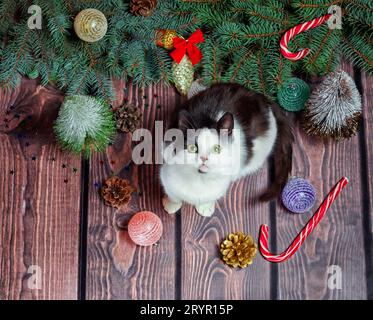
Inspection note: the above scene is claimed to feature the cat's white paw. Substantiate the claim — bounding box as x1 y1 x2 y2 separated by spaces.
195 202 215 217
162 196 182 214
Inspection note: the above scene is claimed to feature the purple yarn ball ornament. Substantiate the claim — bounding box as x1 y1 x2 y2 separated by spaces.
282 178 316 213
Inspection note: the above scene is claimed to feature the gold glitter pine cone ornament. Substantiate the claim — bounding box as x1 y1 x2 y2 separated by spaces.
101 176 134 209
74 9 108 43
220 232 258 268
115 103 142 133
172 55 194 96
155 29 178 50
130 0 157 17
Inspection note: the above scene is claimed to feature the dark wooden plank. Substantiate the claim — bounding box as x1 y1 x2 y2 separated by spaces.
361 71 373 236
181 168 271 299
276 64 367 299
86 81 177 299
361 70 373 298
0 80 81 299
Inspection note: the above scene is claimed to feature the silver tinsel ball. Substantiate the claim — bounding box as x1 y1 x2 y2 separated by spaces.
303 70 362 139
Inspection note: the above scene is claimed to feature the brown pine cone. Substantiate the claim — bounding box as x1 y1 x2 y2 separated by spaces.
220 232 257 268
115 103 142 133
130 0 157 17
101 176 134 209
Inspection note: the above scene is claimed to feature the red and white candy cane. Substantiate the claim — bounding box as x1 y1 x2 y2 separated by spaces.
259 177 349 263
280 14 332 61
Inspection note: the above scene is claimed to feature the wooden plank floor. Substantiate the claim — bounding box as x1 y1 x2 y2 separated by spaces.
0 80 81 299
0 64 372 300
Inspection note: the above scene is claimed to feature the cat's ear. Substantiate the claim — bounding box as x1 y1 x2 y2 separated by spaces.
217 112 234 135
178 110 195 131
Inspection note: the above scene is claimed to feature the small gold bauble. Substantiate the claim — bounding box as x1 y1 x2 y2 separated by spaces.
172 56 194 96
155 29 178 50
74 8 108 43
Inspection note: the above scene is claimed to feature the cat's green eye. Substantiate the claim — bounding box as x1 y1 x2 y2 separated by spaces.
187 144 198 153
213 144 222 154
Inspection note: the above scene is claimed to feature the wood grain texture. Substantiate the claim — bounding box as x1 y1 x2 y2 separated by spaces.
361 71 373 234
0 81 81 300
361 70 373 298
181 166 271 299
1 72 371 300
86 82 177 299
276 64 367 299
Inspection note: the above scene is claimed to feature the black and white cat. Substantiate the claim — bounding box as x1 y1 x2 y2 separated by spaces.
160 83 293 217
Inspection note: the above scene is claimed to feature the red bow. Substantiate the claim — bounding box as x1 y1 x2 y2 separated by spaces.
170 29 205 66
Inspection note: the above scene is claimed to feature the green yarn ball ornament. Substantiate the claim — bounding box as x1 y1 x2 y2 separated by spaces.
277 78 310 112
27 69 39 79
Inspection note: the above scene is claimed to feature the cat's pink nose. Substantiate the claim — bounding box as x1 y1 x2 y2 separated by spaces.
200 155 208 162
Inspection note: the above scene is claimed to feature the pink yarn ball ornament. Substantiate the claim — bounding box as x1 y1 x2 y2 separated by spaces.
128 211 163 246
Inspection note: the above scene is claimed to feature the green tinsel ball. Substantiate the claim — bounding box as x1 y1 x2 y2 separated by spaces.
54 95 116 158
277 78 310 112
27 69 39 79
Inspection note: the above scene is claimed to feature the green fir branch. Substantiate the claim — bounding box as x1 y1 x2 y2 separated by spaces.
303 26 342 75
0 0 371 101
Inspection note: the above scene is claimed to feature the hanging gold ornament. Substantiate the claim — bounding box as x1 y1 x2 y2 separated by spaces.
155 29 178 50
172 55 194 96
74 8 108 43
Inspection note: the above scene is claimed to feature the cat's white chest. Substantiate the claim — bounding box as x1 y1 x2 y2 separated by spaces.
160 165 231 205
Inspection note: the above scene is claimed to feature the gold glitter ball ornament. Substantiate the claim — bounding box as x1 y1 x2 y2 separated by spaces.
155 29 178 50
74 9 108 43
220 232 258 268
172 55 194 96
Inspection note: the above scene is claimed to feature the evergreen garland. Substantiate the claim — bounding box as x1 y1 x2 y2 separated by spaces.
0 0 371 102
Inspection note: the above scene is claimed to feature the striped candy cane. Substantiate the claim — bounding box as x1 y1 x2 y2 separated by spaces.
280 14 332 61
259 177 349 263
